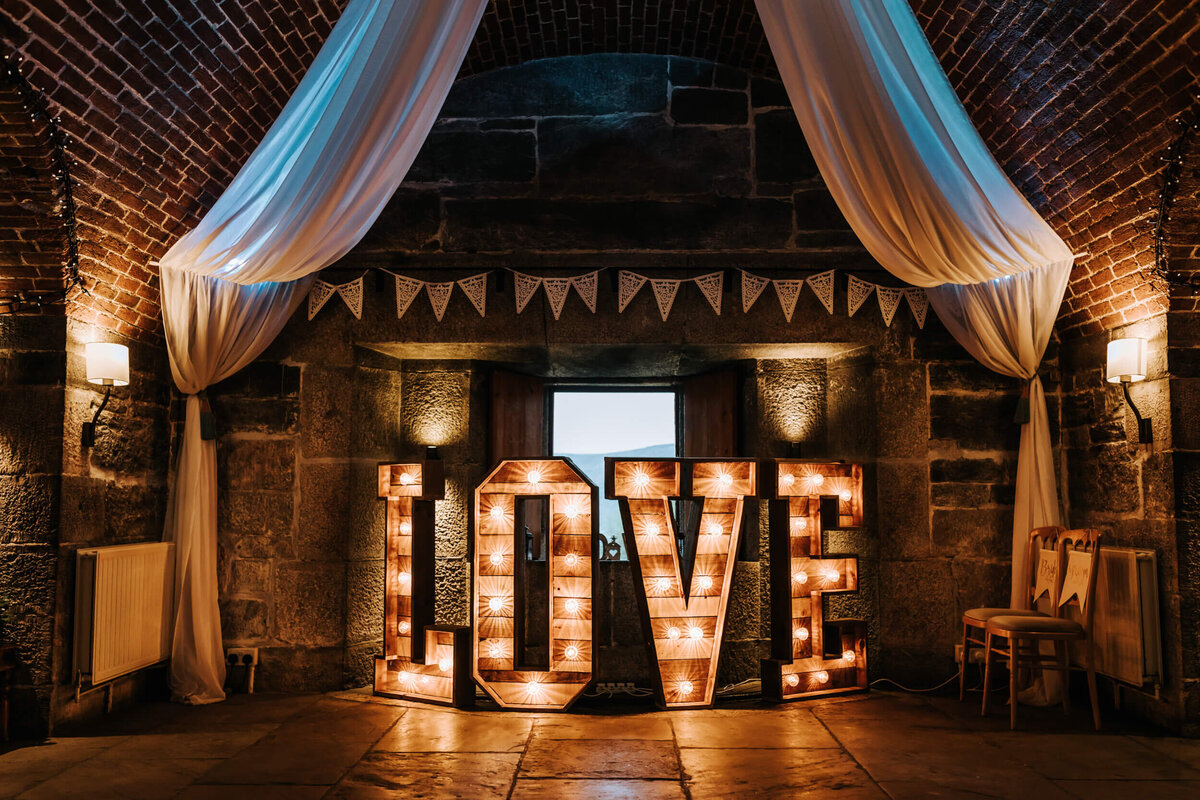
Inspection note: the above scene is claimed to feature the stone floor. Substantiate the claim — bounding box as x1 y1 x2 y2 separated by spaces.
2 689 1198 799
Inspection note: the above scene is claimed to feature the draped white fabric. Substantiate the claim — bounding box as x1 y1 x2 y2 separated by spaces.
158 0 486 701
756 0 1071 605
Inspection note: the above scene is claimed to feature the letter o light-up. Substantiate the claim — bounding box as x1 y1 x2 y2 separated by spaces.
474 458 597 710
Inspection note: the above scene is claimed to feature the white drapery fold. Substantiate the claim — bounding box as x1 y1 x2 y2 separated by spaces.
756 0 1071 604
159 0 486 702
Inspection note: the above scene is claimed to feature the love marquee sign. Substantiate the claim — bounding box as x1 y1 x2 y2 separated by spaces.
373 456 867 711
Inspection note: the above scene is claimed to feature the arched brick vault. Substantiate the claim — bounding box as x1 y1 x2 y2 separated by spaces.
1 1 1196 340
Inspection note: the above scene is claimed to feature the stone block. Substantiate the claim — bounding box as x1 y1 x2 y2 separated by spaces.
876 461 931 559
219 489 294 559
537 115 751 198
440 54 668 118
595 644 651 684
101 480 168 544
297 461 351 561
210 396 298 436
210 362 300 398
402 368 470 457
217 437 294 494
220 597 268 642
351 188 442 254
435 467 470 559
931 482 993 509
608 562 645 647
434 557 470 626
0 386 63 475
751 77 791 108
931 507 1012 559
0 544 56 686
229 558 270 596
928 362 1013 392
1171 377 1200 450
756 359 826 446
1066 444 1141 514
0 313 65 352
407 128 536 185
343 640 381 690
274 561 346 647
669 87 748 125
713 65 749 90
878 559 956 654
345 559 385 645
77 393 168 476
874 362 929 459
348 460 387 561
0 350 64 385
929 393 1020 452
724 562 761 641
754 109 817 184
58 474 104 545
352 366 403 457
792 189 853 230
0 474 58 545
667 57 715 87
256 646 344 692
301 366 355 458
716 639 766 684
1142 450 1175 520
1177 451 1200 519
930 457 1009 484
949 558 1011 616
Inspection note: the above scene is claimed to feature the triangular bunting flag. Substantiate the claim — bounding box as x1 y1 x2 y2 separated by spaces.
773 278 804 323
336 276 364 320
693 271 724 315
543 277 572 320
570 270 599 313
905 287 929 329
741 270 770 313
876 286 904 327
456 272 489 317
847 275 875 317
617 271 647 313
513 271 542 314
425 281 454 322
650 279 681 322
807 269 835 314
307 280 336 320
392 273 424 320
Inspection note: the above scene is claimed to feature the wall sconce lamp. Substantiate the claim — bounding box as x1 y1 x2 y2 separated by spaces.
82 342 129 448
1106 337 1152 444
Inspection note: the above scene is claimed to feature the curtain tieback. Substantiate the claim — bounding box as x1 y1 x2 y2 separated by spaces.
1014 379 1032 425
195 392 218 441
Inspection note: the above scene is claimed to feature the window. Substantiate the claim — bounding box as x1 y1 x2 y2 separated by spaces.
550 388 679 559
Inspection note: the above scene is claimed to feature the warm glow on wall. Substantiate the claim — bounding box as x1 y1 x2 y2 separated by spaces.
763 460 867 701
473 458 597 710
608 458 757 709
374 457 474 707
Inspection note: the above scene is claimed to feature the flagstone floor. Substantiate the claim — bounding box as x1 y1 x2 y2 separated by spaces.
2 688 1198 799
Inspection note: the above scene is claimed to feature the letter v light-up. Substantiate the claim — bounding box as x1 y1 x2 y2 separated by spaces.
607 458 756 708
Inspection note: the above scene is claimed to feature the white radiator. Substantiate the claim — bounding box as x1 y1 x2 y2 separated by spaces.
1086 546 1161 686
74 542 175 685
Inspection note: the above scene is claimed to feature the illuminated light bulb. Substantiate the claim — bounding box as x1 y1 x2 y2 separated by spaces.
697 575 714 591
489 551 504 566
718 472 733 488
563 503 580 520
843 650 856 663
488 597 504 612
399 472 414 486
398 621 410 635
526 681 543 695
488 642 503 658
793 517 809 531
815 670 830 684
489 505 504 520
780 472 795 488
824 568 840 583
785 674 800 687
564 645 580 660
792 571 808 584
655 577 671 592
399 670 412 683
564 598 580 614
527 469 542 485
645 521 661 535
811 474 825 487
688 625 704 640
633 470 650 488
839 489 852 502
794 626 810 641
705 521 722 535
679 680 694 695
398 571 411 585
564 553 580 568
438 657 452 672
399 521 412 535
667 626 681 640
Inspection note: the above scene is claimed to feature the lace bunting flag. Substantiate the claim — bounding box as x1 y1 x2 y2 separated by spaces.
393 273 424 320
335 276 364 319
876 286 904 327
617 270 647 313
693 271 724 315
740 270 770 313
773 278 804 323
807 269 836 314
571 270 599 313
513 271 542 314
650 279 681 322
456 273 489 317
904 288 929 329
425 281 454 322
307 280 336 320
542 277 572 320
847 275 875 317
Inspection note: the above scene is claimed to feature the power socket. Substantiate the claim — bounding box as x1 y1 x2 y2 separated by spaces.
227 646 258 665
954 644 985 664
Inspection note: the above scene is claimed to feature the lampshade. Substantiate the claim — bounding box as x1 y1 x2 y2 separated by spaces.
1106 338 1146 384
85 342 130 386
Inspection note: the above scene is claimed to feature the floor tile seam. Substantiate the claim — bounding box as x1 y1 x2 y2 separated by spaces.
807 706 891 797
504 717 537 800
672 717 694 800
1122 734 1200 773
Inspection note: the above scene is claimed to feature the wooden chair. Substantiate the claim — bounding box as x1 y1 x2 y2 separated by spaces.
982 529 1102 730
959 525 1063 700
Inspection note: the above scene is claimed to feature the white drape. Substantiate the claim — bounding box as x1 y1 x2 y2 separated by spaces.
159 0 486 702
756 0 1071 606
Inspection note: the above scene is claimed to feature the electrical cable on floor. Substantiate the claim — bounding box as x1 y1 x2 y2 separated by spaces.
869 673 961 693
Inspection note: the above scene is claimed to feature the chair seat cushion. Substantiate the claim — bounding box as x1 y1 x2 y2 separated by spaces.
963 607 1046 624
987 615 1084 635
